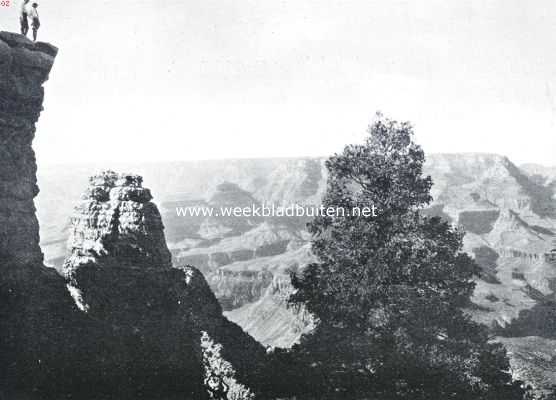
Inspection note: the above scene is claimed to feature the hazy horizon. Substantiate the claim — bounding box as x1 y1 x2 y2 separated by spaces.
1 0 555 165
35 152 555 169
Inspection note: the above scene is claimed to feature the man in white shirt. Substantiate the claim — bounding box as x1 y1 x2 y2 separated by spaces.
28 2 40 42
19 0 29 36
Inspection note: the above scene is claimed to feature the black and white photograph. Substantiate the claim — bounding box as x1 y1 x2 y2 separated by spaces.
1 1 556 399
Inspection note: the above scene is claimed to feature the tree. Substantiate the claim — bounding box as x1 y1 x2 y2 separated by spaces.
200 331 254 400
288 113 527 399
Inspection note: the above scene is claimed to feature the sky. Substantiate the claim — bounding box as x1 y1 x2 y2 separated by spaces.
1 0 555 166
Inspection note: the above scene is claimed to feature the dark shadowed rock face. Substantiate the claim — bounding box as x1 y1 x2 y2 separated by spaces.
0 32 96 399
0 32 57 266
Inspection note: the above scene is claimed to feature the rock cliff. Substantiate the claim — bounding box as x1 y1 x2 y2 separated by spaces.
0 31 92 399
0 31 57 266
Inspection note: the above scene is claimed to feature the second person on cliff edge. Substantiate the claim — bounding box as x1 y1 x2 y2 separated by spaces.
29 2 40 42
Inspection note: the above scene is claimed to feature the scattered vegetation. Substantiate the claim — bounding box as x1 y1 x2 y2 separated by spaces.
201 331 255 400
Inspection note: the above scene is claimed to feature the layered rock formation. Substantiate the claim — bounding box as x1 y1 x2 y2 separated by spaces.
63 171 172 274
60 170 266 398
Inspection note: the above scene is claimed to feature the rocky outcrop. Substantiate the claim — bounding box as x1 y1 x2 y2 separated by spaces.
63 171 172 274
61 171 267 398
0 32 57 266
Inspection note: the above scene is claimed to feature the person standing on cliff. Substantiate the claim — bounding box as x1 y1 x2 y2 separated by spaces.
29 2 40 42
19 0 30 36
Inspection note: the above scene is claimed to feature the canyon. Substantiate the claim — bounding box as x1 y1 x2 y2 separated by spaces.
1 30 556 396
37 154 556 389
